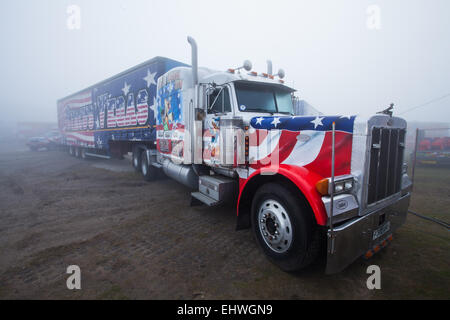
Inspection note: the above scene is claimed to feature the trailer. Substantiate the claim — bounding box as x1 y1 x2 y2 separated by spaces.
57 37 412 274
57 56 188 159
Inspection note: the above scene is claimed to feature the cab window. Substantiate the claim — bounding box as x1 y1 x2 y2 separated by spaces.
208 87 231 114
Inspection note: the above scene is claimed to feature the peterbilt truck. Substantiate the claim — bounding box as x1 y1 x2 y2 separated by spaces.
57 37 412 273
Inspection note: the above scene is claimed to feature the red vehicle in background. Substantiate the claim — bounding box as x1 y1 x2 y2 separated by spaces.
26 131 62 151
415 136 450 166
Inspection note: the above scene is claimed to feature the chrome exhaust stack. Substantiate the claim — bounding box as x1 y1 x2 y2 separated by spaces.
187 36 198 86
267 60 273 75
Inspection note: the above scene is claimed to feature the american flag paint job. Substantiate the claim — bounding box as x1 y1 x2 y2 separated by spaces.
248 115 356 177
57 57 188 151
238 115 357 226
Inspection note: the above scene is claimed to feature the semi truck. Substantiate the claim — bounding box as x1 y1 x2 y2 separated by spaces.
57 37 412 274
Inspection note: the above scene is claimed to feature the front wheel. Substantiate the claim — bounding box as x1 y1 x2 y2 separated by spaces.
251 183 321 272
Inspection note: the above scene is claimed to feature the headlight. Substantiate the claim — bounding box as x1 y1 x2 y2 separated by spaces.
315 175 355 196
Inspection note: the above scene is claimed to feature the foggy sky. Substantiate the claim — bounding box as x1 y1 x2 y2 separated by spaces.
0 0 449 125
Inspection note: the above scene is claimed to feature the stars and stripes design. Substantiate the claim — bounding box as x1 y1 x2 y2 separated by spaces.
58 91 93 134
248 115 356 176
250 115 355 133
57 57 188 151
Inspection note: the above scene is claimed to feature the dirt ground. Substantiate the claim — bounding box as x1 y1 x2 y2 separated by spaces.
0 142 448 300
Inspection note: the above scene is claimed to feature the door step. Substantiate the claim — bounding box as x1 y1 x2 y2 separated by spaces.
151 162 162 169
190 192 220 207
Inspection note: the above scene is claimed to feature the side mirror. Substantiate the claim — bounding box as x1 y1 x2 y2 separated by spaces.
277 69 285 79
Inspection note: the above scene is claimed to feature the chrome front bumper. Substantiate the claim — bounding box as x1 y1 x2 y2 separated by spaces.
325 192 411 274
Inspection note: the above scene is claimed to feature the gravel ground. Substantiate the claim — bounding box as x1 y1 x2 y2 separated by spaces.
0 143 448 299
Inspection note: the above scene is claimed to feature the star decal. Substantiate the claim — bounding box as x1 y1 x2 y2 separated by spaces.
311 116 324 129
143 69 157 88
122 82 131 96
149 97 158 119
271 117 281 128
255 117 264 125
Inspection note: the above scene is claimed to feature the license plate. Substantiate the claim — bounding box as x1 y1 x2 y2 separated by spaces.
373 221 390 240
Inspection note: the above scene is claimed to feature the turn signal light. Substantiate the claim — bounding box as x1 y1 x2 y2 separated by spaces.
227 68 235 73
315 178 329 196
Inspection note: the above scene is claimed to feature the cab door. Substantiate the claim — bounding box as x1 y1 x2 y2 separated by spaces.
202 85 233 166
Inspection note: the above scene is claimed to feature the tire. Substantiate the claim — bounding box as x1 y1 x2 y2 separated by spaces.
140 151 158 181
132 148 142 172
80 148 87 160
69 146 74 156
74 147 81 158
251 182 321 272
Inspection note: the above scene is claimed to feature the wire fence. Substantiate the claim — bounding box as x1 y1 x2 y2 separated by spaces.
408 127 450 228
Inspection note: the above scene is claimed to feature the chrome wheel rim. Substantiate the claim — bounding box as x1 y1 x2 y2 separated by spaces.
133 154 139 167
258 199 293 253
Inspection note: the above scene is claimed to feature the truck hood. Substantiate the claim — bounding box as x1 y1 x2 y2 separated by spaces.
249 115 356 133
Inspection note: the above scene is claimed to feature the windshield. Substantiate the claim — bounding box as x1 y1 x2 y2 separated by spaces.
234 82 293 114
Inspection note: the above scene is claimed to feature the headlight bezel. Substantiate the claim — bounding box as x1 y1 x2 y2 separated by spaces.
315 175 355 196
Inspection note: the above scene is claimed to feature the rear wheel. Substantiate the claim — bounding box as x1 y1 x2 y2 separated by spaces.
132 148 142 172
80 148 87 160
251 183 321 272
74 147 81 158
140 151 158 181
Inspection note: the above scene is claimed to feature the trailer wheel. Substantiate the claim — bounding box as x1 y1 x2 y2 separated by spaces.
140 151 158 181
132 148 142 172
69 146 74 156
81 148 87 160
74 147 81 158
251 183 320 272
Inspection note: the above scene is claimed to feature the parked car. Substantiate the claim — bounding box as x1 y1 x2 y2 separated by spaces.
26 131 61 151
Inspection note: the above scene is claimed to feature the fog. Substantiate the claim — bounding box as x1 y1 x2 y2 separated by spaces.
0 0 449 125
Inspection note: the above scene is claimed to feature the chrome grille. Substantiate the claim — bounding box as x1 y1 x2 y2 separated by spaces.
367 127 405 204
